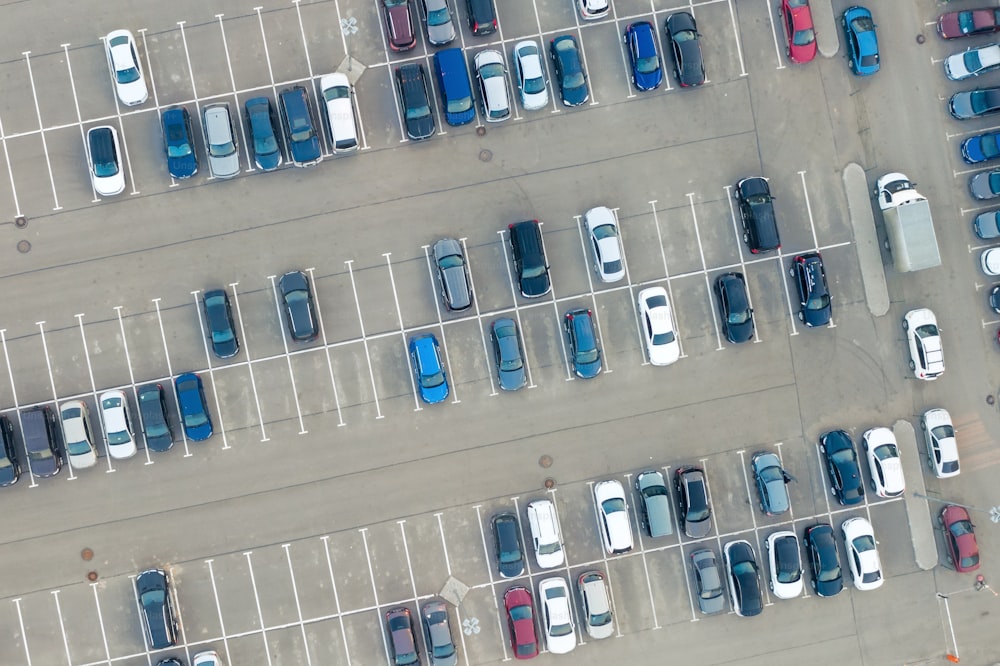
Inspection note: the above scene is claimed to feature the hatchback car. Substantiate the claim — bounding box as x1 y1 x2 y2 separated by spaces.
138 384 173 452
0 416 21 486
383 0 416 51
766 531 804 599
386 607 419 665
192 652 223 666
564 308 602 379
577 571 614 638
781 0 817 63
397 64 436 140
503 586 538 660
594 479 633 554
634 470 673 538
21 406 61 478
105 29 148 106
804 523 843 597
751 451 790 516
735 176 780 253
475 50 511 122
87 126 125 196
941 505 980 573
100 390 137 459
526 499 563 568
421 600 457 666
842 517 883 591
819 429 864 506
508 220 551 298
550 35 589 106
975 210 1000 238
665 12 705 87
971 169 1000 200
538 577 575 654
724 540 763 617
409 334 449 404
690 549 726 615
279 270 318 341
161 106 198 179
675 466 711 538
433 238 472 311
175 373 213 441
492 512 525 578
903 308 944 380
585 206 625 282
244 97 283 171
490 318 526 391
790 252 832 326
61 400 96 470
938 7 1000 39
949 87 1000 120
715 272 754 344
983 247 1000 275
319 73 359 153
945 43 1000 80
279 86 323 166
843 6 879 75
466 0 497 35
637 286 680 366
203 289 239 359
961 130 1000 164
862 427 905 497
136 569 177 649
513 41 549 110
624 22 662 91
202 103 240 179
578 0 609 20
421 0 456 45
922 408 960 478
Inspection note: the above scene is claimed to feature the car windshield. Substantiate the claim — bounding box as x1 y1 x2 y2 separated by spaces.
831 449 855 465
590 608 612 625
862 569 881 584
964 51 984 72
66 439 91 455
873 443 898 461
958 12 976 33
989 172 1000 193
686 482 710 521
961 554 980 569
406 103 431 120
141 589 165 607
592 223 616 241
522 264 546 278
563 67 585 88
981 134 1000 159
915 323 939 340
146 420 169 438
674 28 696 43
107 429 131 445
636 54 658 74
728 307 749 325
818 554 841 582
427 7 450 25
932 425 955 440
851 16 874 33
793 28 815 46
652 329 675 345
759 465 782 484
601 497 625 514
509 605 532 621
447 96 473 113
806 289 830 311
93 156 118 177
209 137 235 157
166 126 192 158
971 90 1000 114
290 117 314 143
184 409 208 427
116 64 140 84
420 369 445 389
285 289 308 306
438 255 464 269
642 483 668 498
950 519 974 538
549 619 572 637
852 535 875 553
538 540 560 555
732 561 754 577
480 62 504 79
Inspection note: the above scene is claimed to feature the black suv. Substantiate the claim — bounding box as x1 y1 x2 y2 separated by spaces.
491 512 524 578
466 0 497 35
715 272 754 343
136 569 178 649
734 176 780 253
675 466 711 538
508 220 550 298
0 415 21 486
819 430 864 505
203 289 239 359
396 64 435 140
790 252 832 326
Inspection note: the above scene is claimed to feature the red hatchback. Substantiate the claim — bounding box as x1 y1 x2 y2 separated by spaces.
781 0 817 63
383 0 416 51
938 8 1000 40
503 586 538 660
941 505 980 573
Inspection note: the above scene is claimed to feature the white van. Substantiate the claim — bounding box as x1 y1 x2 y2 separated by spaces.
526 499 564 568
319 73 359 153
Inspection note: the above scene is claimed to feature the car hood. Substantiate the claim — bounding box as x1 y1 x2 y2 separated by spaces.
950 91 976 119
878 458 905 495
385 6 414 47
289 134 322 164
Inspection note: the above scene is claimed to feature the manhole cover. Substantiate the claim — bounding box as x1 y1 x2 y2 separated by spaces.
87 571 98 582
538 455 552 468
81 548 93 561
916 34 925 44
479 149 492 162
17 240 31 253
476 126 486 137
544 477 556 489
988 394 995 406
14 215 26 228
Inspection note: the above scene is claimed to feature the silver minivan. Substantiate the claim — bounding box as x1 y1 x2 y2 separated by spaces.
320 73 359 153
202 103 240 178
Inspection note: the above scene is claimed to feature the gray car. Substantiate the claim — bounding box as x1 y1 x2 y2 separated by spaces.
421 600 457 666
491 318 526 391
421 0 456 45
975 209 1000 239
970 169 1000 200
751 451 790 516
690 549 726 615
433 238 472 311
634 470 673 537
203 103 240 179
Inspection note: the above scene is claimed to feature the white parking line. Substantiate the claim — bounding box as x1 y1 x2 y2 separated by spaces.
13 598 31 666
306 268 345 426
50 591 73 665
496 229 537 388
282 544 314 666
385 253 424 411
113 306 153 465
662 465 698 622
345 260 384 419
624 471 661 630
433 513 471 666
775 441 792 522
473 504 511 661
615 23 636 99
152 298 191 456
253 7 290 161
398 520 420 601
586 481 623 638
36 321 75 481
459 237 498 396
420 246 461 404
22 52 60 210
61 43 99 203
243 551 274 666
90 583 112 665
228 283 269 440
722 187 762 344
646 201 686 359
319 536 353 666
137 29 179 189
544 488 585 646
292 0 332 156
126 575 155 666
177 23 205 171
763 0 785 70
215 14 254 172
205 559 233 661
572 214 612 375
75 314 115 473
360 528 393 664
265 276 308 434
0 112 21 217
190 291 230 449
0 329 34 486
686 194 724 350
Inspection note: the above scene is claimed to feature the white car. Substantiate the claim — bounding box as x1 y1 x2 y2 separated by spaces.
60 400 96 469
981 247 1000 276
526 499 564 568
765 531 803 600
594 479 633 554
538 577 575 654
474 50 511 122
945 43 1000 80
637 286 680 365
105 29 148 106
903 308 944 380
842 517 883 591
193 651 224 666
319 73 360 153
512 41 548 110
100 390 137 459
202 103 240 179
584 206 625 282
862 427 905 497
577 0 609 19
577 570 613 639
86 126 125 197
921 408 960 478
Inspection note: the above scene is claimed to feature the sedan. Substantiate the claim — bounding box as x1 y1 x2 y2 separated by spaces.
665 12 705 87
594 479 633 554
922 408 960 478
624 22 662 91
992 284 1000 313
138 384 173 452
136 569 177 649
862 427 905 497
409 334 449 404
564 308 602 379
975 210 1000 239
675 466 711 538
690 549 726 615
386 607 419 666
86 126 125 196
203 289 239 359
538 577 575 654
949 87 1000 120
105 29 148 106
421 0 456 45
945 43 1000 80
61 400 96 470
715 272 754 344
383 0 416 51
961 131 1000 164
100 390 137 459
244 97 283 171
278 271 318 342
175 373 213 441
843 6 879 76
0 416 21 486
550 35 589 106
842 517 883 591
475 50 511 122
421 600 457 666
781 0 817 63
192 653 223 666
161 107 198 179
585 206 625 282
504 586 539 660
790 252 832 326
513 41 548 110
805 523 843 597
751 451 790 516
492 512 525 578
819 429 864 506
984 247 1000 276
938 7 1000 39
637 286 680 366
724 540 763 617
903 308 944 379
202 103 240 180
941 505 980 573
577 571 614 638
766 531 803 599
433 238 472 311
971 169 1000 200
279 86 323 166
578 0 608 20
491 318 526 391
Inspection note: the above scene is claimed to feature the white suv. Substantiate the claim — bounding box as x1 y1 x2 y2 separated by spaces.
526 499 564 568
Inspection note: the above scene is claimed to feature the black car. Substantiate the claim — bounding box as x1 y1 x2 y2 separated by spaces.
550 35 589 106
0 415 21 486
466 0 497 35
397 64 435 140
203 289 239 359
819 430 864 505
136 569 178 649
278 270 318 342
675 466 711 538
724 540 762 617
734 176 780 253
790 252 832 326
492 512 525 578
564 308 602 379
991 285 1000 313
386 607 419 665
508 220 551 298
491 318 526 391
138 384 173 452
715 272 754 343
244 96 283 171
665 12 705 87
804 523 843 597
278 86 323 166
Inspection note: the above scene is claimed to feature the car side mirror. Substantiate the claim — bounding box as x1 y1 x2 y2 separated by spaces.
782 470 796 484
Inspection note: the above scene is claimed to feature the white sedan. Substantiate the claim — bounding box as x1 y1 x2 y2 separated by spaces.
842 517 883 591
578 0 609 19
903 308 944 380
538 577 575 654
594 480 633 554
86 126 125 197
512 41 548 110
862 427 905 497
921 408 960 478
981 247 1000 276
638 286 680 365
61 400 96 469
100 390 137 459
945 43 1000 80
765 530 803 599
584 206 625 282
105 29 148 106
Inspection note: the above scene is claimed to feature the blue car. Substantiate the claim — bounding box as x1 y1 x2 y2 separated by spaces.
564 308 602 379
278 86 322 167
624 22 662 91
161 106 198 179
843 6 879 76
409 334 449 404
244 97 283 171
962 131 1000 163
175 373 212 441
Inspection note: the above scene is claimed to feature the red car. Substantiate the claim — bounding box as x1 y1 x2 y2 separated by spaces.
503 586 538 660
941 505 980 573
383 0 416 51
780 0 817 63
938 8 1000 40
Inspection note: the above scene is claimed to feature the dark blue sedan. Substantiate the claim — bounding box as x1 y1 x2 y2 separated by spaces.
962 131 1000 163
175 373 213 441
278 86 323 167
409 334 449 404
244 97 283 171
819 430 864 505
203 289 239 359
161 106 198 179
564 308 602 379
624 22 662 91
550 35 589 106
843 6 879 76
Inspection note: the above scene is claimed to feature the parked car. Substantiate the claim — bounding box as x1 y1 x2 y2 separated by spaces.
320 73 360 153
949 87 1000 120
983 247 1000 276
192 652 223 666
421 600 458 666
175 373 213 441
585 206 625 282
992 285 1000 313
0 416 21 486
564 308 602 378
202 103 240 179
86 126 125 196
466 0 497 35
421 0 456 45
433 238 473 311
513 40 549 110
577 571 614 638
715 272 754 344
842 517 883 591
433 48 475 126
637 286 680 366
938 8 1000 40
538 577 575 654
690 549 726 614
279 86 323 166
550 35 589 106
100 390 137 459
735 176 780 253
475 49 511 122
161 106 198 179
244 97 283 171
503 586 538 660
675 466 711 538
490 318 526 391
594 479 633 554
819 429 864 505
492 512 525 578
962 131 1000 164
526 499 563 568
508 220 551 298
790 252 832 326
921 408 960 478
975 210 1000 238
665 12 705 87
634 470 673 538
940 505 981 573
766 531 804 599
138 384 173 452
61 400 96 470
386 607 419 665
780 0 817 63
278 270 319 342
751 451 790 516
20 406 61 478
723 540 763 617
577 0 609 20
409 334 449 404
971 169 1000 200
624 21 662 91
804 523 843 597
136 569 178 649
903 308 944 380
843 6 879 75
383 0 416 51
397 64 435 140
203 289 239 359
945 43 1000 80
862 427 905 497
105 29 148 105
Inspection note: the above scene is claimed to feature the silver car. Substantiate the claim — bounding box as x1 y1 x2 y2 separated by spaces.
421 599 457 666
203 103 240 179
690 549 726 615
970 169 1000 200
577 570 613 638
513 40 548 110
421 0 456 45
432 238 472 311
